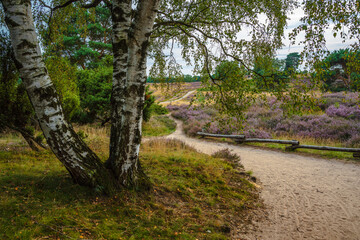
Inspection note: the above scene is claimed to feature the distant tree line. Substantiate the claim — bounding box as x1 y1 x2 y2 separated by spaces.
147 74 202 83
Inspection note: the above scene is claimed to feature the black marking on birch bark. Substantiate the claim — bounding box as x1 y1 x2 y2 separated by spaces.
13 57 24 69
17 39 37 50
31 56 42 60
32 85 58 102
112 6 127 22
113 72 126 80
20 0 31 5
32 73 46 79
13 10 26 16
4 16 20 27
138 83 146 97
22 51 33 56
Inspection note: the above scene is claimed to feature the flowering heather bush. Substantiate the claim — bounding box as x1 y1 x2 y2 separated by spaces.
243 129 272 139
346 135 360 148
274 114 360 142
168 104 216 119
168 92 359 145
183 119 204 136
318 92 360 109
166 104 182 112
325 104 360 120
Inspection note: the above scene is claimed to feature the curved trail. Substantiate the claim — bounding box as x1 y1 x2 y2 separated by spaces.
164 118 360 239
159 90 196 105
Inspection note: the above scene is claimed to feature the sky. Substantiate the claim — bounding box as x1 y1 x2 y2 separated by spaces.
150 7 357 75
277 8 356 60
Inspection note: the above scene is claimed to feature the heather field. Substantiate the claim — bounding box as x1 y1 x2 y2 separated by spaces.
167 91 360 150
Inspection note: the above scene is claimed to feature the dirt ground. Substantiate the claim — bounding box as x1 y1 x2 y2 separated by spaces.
165 118 360 240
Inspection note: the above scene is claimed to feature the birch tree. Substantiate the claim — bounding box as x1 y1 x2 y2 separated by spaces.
1 0 294 194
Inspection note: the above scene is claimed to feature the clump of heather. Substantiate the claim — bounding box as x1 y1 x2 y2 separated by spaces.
318 92 360 110
346 135 360 148
182 119 204 136
243 129 272 139
274 114 360 142
325 104 360 120
168 105 213 122
168 104 213 136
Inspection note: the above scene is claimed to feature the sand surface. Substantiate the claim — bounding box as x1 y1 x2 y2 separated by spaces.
164 118 360 240
159 90 196 105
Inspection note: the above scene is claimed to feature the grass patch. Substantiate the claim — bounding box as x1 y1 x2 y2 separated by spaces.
245 134 356 160
142 115 176 137
0 136 259 239
196 133 357 160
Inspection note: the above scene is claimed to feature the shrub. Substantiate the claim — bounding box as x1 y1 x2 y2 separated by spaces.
73 65 112 124
183 119 203 136
150 103 169 115
274 114 359 142
346 135 360 148
318 92 360 110
243 129 272 139
143 86 156 122
212 148 242 165
325 104 360 120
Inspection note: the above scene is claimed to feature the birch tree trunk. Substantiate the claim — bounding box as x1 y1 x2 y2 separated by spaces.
1 0 117 195
106 0 160 189
107 0 131 173
21 132 40 152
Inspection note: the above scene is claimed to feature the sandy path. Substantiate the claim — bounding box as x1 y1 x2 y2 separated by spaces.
159 90 196 105
165 118 360 240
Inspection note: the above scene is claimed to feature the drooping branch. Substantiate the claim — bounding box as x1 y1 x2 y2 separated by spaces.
38 0 106 41
175 25 231 110
153 11 272 84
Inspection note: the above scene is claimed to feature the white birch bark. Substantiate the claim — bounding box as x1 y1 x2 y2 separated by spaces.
107 0 161 188
1 0 117 194
107 0 131 168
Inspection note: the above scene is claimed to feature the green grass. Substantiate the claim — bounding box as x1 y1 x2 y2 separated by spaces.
200 133 357 160
142 115 176 137
245 135 356 160
0 136 259 239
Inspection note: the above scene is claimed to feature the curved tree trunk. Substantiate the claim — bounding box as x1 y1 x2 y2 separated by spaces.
21 132 40 152
106 0 160 189
1 0 117 195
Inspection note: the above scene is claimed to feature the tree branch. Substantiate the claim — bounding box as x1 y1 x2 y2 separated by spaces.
38 0 105 42
1 121 48 150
